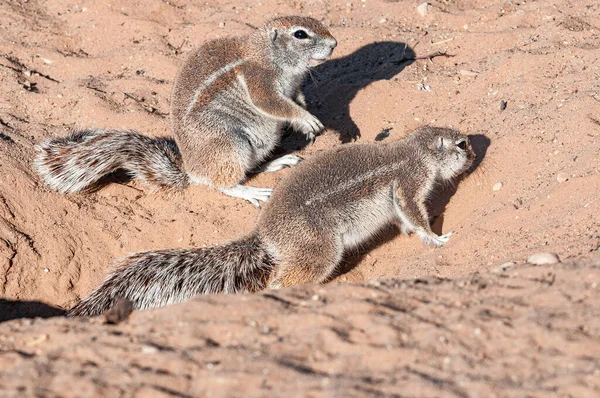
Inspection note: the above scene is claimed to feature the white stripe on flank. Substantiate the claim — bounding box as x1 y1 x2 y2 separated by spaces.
184 58 247 118
304 162 406 206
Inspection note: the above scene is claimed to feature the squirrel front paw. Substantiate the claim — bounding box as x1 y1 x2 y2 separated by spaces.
291 112 324 141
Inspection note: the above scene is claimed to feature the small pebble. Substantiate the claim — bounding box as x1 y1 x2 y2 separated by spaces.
417 83 431 92
378 17 387 24
493 261 515 273
104 298 133 325
527 252 560 265
416 2 429 16
492 182 503 191
557 172 569 183
141 345 159 354
25 334 49 346
459 69 478 76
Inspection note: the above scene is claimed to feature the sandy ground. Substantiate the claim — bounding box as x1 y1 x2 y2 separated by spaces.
1 258 599 397
0 0 599 395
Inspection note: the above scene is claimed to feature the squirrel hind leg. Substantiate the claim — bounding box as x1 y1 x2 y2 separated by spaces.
185 137 273 206
417 230 453 247
268 237 342 289
253 154 303 174
268 256 338 289
219 185 272 208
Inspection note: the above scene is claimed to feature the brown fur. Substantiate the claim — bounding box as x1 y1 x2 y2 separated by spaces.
170 16 337 194
36 17 337 206
70 127 475 316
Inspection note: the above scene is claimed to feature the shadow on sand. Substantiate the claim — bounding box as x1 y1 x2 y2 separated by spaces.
281 41 417 149
0 298 66 323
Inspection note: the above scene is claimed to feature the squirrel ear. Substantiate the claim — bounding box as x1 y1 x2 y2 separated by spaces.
438 137 445 151
269 28 278 42
429 136 444 151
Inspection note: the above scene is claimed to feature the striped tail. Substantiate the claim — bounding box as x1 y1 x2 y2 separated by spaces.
35 128 188 193
69 234 275 317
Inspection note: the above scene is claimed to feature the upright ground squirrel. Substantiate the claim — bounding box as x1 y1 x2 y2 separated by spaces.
35 16 337 206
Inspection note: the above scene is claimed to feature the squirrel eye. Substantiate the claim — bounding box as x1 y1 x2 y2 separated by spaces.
293 30 309 39
457 140 467 150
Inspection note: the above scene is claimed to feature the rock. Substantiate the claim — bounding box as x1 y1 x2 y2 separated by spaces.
492 182 503 191
459 69 478 76
416 2 429 17
557 172 569 183
417 83 431 92
104 298 134 325
25 334 49 346
527 252 560 265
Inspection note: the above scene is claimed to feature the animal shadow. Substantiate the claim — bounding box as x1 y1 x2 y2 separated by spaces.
285 41 416 147
0 298 66 323
332 133 491 278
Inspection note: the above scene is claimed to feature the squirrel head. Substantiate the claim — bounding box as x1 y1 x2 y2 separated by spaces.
261 16 337 71
411 126 476 181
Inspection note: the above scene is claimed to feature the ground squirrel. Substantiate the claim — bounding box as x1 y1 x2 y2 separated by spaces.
35 16 337 206
69 126 476 316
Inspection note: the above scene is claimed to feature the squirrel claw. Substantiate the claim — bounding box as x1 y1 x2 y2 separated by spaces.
220 185 273 206
257 154 303 173
292 112 324 137
418 230 453 247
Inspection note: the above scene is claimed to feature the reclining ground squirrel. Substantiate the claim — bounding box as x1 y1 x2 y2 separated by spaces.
35 16 337 206
69 126 476 316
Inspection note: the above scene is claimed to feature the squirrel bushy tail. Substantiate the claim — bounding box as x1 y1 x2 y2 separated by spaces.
68 234 275 317
35 129 189 193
